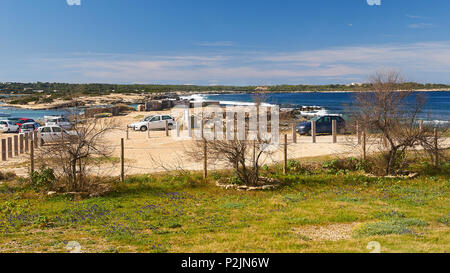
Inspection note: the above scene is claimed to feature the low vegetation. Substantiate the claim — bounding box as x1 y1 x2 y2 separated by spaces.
2 81 450 105
0 154 448 253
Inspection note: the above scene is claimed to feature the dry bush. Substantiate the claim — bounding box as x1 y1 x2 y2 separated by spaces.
352 70 448 175
36 116 120 192
185 94 280 186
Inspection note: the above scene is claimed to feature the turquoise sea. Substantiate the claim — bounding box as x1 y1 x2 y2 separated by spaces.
203 91 450 123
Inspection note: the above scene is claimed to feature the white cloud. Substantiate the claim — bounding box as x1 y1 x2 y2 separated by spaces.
17 41 450 84
406 14 429 19
408 23 434 29
66 0 81 6
196 41 236 47
367 0 381 6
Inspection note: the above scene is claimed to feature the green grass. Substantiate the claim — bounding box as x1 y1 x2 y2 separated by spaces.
0 169 449 253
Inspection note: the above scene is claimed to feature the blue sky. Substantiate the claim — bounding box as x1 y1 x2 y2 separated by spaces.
1 0 450 85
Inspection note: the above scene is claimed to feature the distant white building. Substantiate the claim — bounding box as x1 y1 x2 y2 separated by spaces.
255 86 269 91
347 82 363 87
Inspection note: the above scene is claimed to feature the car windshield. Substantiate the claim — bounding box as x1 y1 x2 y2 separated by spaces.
311 117 321 122
143 116 154 121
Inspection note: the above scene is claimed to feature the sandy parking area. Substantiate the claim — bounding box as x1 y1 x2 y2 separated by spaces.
1 111 449 177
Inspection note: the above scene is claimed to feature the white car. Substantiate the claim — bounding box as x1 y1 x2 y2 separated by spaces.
45 116 72 129
37 126 77 143
129 115 175 131
0 120 19 133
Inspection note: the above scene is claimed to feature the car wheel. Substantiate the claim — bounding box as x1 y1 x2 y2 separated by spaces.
140 125 148 132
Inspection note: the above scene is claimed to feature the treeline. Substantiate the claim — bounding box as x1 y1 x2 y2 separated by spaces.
1 81 449 96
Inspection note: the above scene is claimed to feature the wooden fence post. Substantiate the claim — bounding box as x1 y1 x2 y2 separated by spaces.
121 138 125 182
312 121 316 143
30 140 35 174
14 135 18 156
176 121 181 137
1 139 6 161
7 137 12 158
126 126 129 140
147 125 151 139
19 134 24 154
188 116 193 137
362 131 367 161
40 133 44 146
203 139 207 179
165 120 169 137
25 134 29 153
434 128 439 167
357 122 361 145
283 134 288 175
419 120 424 132
292 123 297 144
34 131 38 148
332 120 337 143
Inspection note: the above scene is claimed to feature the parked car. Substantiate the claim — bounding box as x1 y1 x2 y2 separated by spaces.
45 116 72 129
16 118 36 127
129 115 175 131
37 126 77 144
19 122 40 133
0 120 20 133
5 117 22 125
297 115 346 135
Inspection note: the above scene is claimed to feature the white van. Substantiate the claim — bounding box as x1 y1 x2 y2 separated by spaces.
37 126 77 143
45 117 72 129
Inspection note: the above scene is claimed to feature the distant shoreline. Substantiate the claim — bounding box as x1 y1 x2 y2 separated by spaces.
0 89 449 111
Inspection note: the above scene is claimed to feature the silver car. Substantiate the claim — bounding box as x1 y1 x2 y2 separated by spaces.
129 115 175 131
37 126 77 144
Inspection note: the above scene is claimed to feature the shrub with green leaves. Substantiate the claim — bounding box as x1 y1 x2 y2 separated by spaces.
30 168 56 192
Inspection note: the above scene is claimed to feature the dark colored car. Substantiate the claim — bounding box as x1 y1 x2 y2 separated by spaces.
297 115 346 135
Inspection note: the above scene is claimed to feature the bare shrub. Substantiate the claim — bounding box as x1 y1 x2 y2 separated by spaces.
185 93 280 186
352 70 448 175
36 116 119 192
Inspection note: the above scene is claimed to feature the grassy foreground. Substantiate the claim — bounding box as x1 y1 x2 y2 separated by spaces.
0 165 449 253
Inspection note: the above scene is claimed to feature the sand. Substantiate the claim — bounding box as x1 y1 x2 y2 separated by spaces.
1 111 449 177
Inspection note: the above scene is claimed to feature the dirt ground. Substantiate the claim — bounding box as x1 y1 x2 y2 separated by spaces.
1 111 449 177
